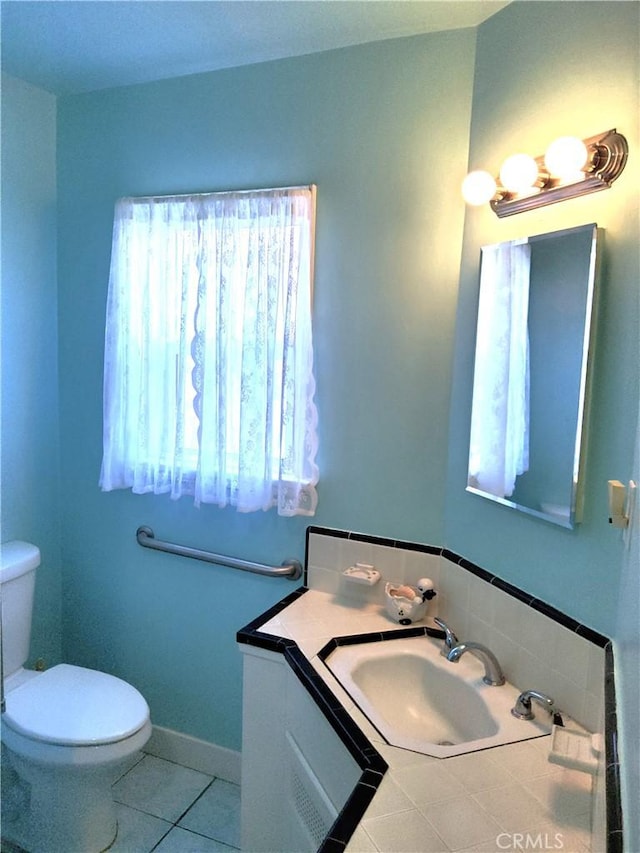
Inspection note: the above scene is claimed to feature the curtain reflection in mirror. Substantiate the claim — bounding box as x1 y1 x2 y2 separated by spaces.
468 240 531 498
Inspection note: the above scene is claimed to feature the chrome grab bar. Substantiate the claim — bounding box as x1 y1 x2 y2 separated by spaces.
136 526 303 581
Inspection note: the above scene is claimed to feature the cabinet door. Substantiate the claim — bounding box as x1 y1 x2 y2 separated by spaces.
283 729 340 852
284 667 361 850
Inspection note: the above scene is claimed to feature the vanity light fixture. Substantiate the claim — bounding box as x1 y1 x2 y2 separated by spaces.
462 129 628 218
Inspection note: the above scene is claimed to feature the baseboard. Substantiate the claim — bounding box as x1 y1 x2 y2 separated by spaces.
144 725 241 785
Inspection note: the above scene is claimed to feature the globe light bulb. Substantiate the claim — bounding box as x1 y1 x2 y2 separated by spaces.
499 154 540 193
544 136 588 182
461 170 497 206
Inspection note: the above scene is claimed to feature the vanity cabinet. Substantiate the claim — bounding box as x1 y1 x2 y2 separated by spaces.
240 644 360 852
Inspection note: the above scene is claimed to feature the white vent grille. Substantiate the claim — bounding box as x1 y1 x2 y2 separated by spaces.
285 731 337 851
290 765 331 847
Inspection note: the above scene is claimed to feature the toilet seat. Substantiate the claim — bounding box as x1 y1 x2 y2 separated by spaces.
3 663 150 746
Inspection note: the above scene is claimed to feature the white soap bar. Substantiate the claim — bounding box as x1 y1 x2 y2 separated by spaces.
548 725 598 774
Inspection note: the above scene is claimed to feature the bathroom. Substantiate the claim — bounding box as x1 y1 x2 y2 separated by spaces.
1 1 638 851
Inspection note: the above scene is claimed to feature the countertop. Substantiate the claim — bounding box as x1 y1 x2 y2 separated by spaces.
245 588 595 853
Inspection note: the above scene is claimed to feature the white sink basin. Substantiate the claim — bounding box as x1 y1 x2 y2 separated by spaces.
324 635 551 758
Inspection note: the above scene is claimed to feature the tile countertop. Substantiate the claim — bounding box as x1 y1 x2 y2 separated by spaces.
257 589 595 853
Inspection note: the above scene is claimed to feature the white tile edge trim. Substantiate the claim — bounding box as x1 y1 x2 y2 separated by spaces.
145 725 241 785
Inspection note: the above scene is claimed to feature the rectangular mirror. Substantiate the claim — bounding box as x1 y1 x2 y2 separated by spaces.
467 223 600 528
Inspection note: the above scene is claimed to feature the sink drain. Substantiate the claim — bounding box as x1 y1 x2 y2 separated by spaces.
438 740 455 746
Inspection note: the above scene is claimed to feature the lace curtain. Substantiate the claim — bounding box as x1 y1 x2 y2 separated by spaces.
468 240 531 498
100 187 319 515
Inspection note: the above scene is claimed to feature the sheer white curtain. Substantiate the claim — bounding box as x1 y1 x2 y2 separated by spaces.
468 239 531 498
100 187 318 516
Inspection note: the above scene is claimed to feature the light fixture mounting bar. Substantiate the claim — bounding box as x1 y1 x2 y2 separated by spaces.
490 129 628 218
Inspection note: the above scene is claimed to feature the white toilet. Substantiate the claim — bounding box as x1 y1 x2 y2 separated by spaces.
1 540 152 852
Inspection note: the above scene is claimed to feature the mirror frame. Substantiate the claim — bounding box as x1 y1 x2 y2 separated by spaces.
466 223 601 528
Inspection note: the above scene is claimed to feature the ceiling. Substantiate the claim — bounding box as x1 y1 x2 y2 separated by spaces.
1 0 508 96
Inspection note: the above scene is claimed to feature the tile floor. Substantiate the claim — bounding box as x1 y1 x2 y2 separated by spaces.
109 752 241 852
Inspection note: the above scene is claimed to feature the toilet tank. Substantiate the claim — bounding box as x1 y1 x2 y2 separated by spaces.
1 541 41 679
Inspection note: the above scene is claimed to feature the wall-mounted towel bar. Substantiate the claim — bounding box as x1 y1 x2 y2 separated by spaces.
136 526 303 581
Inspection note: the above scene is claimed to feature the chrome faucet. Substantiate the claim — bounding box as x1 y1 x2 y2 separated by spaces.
511 689 555 720
433 617 458 657
446 642 505 686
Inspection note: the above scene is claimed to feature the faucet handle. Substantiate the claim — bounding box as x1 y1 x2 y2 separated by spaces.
433 617 458 656
511 689 555 720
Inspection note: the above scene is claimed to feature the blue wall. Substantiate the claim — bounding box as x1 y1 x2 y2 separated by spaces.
445 1 639 633
55 30 476 749
1 74 62 666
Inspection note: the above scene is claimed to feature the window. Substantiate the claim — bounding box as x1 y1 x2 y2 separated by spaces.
100 186 318 516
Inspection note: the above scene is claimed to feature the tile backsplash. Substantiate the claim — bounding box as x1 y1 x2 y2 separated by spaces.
306 526 607 735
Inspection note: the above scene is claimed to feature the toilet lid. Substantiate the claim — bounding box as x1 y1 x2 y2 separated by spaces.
4 664 150 746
